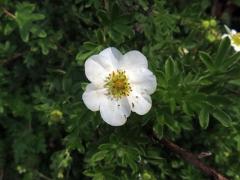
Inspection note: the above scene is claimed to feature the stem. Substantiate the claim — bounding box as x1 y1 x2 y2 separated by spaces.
0 53 23 66
151 133 229 180
36 171 52 180
103 0 109 11
0 169 4 180
2 8 16 19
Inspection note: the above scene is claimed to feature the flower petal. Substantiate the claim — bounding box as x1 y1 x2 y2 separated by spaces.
119 50 148 70
100 97 131 126
82 83 107 111
128 89 152 115
84 55 111 85
231 30 237 35
99 47 123 65
232 44 240 52
84 47 122 85
127 68 157 94
221 34 230 39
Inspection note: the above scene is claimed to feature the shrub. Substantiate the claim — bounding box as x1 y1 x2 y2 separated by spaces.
0 0 240 179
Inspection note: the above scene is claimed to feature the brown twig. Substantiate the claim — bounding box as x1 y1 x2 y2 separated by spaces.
36 171 53 180
0 169 4 180
0 53 23 66
2 8 16 19
154 137 229 180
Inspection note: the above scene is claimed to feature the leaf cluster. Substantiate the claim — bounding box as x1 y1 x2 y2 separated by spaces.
0 0 240 179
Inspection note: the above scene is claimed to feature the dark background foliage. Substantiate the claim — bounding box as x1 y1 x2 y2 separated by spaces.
0 0 240 179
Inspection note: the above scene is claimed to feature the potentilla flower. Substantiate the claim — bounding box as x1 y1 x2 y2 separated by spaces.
222 28 240 52
82 47 157 126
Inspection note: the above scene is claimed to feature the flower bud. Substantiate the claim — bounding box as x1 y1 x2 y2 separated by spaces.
202 20 210 29
50 110 63 122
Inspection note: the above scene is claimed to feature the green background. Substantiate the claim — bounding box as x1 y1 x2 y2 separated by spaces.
0 0 240 179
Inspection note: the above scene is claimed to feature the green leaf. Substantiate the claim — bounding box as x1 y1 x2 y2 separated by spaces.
38 40 49 55
169 98 176 114
153 115 164 139
164 115 181 133
214 37 231 67
38 30 47 38
223 52 240 69
76 43 103 65
182 101 192 115
199 108 209 129
234 135 240 151
15 2 45 42
207 95 232 106
164 58 175 80
4 23 15 35
90 150 108 163
97 10 109 24
212 109 232 127
19 26 30 42
229 79 240 86
199 51 213 70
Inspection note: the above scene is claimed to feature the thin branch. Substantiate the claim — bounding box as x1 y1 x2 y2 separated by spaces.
2 8 16 19
0 169 4 180
36 171 53 180
152 135 229 180
0 53 23 66
103 0 109 11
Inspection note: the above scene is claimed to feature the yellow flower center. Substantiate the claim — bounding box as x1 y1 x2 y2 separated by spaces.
104 70 132 99
232 33 240 46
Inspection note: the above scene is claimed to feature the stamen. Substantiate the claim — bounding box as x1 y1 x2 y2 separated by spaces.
104 70 132 99
232 33 240 46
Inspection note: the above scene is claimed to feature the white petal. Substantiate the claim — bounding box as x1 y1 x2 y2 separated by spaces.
221 34 230 39
85 54 117 85
128 89 152 115
82 84 107 111
99 47 123 65
119 50 148 70
232 44 240 52
231 30 237 35
127 68 157 94
100 97 131 126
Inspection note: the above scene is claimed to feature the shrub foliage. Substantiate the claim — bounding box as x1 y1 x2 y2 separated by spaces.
0 0 240 179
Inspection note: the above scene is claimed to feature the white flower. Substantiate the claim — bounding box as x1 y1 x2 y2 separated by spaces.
82 47 157 126
222 28 240 52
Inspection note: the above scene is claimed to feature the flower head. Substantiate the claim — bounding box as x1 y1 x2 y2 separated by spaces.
222 28 240 52
82 47 157 126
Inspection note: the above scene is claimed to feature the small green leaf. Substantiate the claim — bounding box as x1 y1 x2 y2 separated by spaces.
234 135 240 151
229 79 240 86
164 115 180 133
76 44 103 65
223 52 240 69
76 51 94 65
153 115 164 139
38 30 47 38
212 109 232 127
139 0 149 10
182 101 192 115
19 26 30 42
90 150 108 163
15 2 45 42
207 95 232 106
38 40 49 55
199 108 209 129
4 23 15 35
164 58 175 80
214 37 231 66
199 51 213 70
169 98 176 114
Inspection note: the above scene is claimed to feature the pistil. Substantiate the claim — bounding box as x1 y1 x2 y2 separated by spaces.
104 70 132 99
